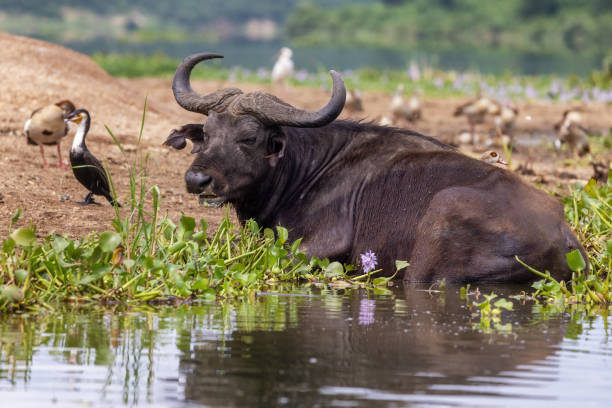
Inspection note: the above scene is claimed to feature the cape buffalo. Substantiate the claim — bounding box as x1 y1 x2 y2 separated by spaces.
166 52 586 283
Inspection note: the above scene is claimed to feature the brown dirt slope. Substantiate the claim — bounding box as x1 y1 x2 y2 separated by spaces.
0 32 186 140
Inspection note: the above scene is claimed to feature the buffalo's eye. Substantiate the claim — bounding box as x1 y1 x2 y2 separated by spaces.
238 137 257 146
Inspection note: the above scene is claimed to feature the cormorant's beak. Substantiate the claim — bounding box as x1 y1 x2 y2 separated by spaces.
67 115 83 124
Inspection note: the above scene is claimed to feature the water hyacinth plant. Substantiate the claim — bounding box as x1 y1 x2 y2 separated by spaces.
0 208 334 312
520 174 612 305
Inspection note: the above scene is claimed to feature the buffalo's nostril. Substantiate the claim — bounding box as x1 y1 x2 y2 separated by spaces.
185 171 212 194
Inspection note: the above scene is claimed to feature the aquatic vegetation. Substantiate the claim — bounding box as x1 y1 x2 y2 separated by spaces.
473 293 514 334
521 175 612 305
0 207 334 311
460 285 515 334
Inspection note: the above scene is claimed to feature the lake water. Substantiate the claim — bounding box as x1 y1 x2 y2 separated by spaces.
1 285 611 407
61 38 604 76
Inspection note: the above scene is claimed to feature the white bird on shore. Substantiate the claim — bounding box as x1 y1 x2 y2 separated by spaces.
390 84 405 113
379 116 393 126
406 89 422 121
492 102 518 135
390 85 421 123
453 95 497 137
271 47 294 85
345 89 364 112
554 109 590 156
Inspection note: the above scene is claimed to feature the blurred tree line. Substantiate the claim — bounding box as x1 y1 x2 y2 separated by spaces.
1 0 610 58
287 0 612 54
0 0 371 27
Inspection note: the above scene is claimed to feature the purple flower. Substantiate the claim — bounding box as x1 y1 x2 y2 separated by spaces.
408 62 421 80
524 85 538 99
360 250 377 273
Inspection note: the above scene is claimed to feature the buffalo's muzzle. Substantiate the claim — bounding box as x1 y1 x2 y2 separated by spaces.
185 171 212 194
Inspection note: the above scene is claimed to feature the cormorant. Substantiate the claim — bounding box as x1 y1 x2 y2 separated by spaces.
66 109 120 206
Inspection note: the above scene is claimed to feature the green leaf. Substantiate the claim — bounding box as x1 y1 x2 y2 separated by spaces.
78 266 111 285
0 285 24 303
123 259 136 269
606 240 612 255
192 231 205 240
2 238 15 254
372 287 392 296
99 231 121 252
178 215 196 240
460 284 470 299
11 228 36 247
324 261 344 278
269 246 288 259
10 209 22 225
566 249 586 272
200 219 208 234
395 260 410 271
201 288 217 300
143 257 164 271
372 276 391 286
168 241 186 255
15 269 28 283
52 236 70 253
263 228 275 240
493 298 514 311
192 278 209 291
247 219 259 234
276 226 289 244
151 185 161 202
584 178 598 198
57 254 78 268
290 238 303 255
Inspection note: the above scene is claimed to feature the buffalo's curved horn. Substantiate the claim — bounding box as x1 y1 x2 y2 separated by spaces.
172 53 243 114
231 70 346 128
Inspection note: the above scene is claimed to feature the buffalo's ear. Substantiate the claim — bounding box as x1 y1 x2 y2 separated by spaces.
265 128 287 167
163 124 204 151
164 129 187 150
